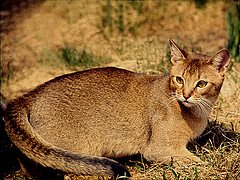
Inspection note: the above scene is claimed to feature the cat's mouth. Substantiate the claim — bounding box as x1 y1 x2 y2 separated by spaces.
173 93 198 108
176 96 195 107
181 100 193 107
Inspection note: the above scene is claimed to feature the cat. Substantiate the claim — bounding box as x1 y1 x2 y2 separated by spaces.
2 39 230 178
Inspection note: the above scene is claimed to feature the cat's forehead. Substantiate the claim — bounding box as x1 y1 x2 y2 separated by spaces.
186 52 209 65
182 52 210 75
171 52 212 77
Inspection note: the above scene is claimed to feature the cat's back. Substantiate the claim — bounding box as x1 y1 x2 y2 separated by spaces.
8 67 168 120
22 67 163 102
31 67 150 95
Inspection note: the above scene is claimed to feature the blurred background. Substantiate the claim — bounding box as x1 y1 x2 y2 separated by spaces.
1 0 239 179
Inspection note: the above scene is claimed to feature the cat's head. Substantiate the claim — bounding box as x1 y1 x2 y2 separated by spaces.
169 39 230 115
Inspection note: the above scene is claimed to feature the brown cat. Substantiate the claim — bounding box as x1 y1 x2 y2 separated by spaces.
2 39 230 178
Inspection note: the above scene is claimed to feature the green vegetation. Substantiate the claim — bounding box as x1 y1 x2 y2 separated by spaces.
60 45 111 69
0 61 15 85
40 45 112 70
136 42 172 74
226 4 240 62
98 0 147 56
99 0 146 38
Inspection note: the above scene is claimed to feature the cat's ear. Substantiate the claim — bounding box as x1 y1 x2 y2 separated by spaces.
169 38 187 65
208 49 230 73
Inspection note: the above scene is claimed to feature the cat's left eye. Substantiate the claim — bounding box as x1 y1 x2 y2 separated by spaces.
176 76 184 85
196 80 208 88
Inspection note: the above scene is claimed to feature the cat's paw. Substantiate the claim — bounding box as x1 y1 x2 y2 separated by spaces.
171 155 207 166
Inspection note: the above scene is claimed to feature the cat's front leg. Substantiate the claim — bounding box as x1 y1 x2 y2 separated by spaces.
143 145 203 165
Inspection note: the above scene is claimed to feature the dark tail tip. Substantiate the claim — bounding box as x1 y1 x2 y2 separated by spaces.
111 163 131 179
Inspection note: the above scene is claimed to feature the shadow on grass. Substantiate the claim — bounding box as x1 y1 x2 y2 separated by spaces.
188 120 239 151
0 117 20 178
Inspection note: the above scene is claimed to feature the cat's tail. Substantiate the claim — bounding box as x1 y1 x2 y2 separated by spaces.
3 98 130 178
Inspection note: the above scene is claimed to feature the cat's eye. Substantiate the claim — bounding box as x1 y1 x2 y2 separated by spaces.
176 76 184 85
196 80 208 88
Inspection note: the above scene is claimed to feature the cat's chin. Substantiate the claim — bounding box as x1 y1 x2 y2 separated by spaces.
179 101 194 108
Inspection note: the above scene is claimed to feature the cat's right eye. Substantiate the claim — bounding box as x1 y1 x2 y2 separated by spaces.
175 76 184 85
196 80 208 88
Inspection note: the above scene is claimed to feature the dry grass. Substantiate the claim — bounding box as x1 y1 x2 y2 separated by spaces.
1 1 239 179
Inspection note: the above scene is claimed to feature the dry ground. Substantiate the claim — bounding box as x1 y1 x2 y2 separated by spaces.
1 1 239 179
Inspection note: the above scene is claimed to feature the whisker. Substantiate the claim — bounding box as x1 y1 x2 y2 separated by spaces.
195 98 212 107
168 97 178 104
190 97 212 119
196 102 209 119
200 102 211 114
201 102 212 111
168 92 178 104
190 102 204 118
202 98 213 108
199 98 213 111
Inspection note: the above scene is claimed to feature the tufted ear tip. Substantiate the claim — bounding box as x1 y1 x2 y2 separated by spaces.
209 49 230 73
169 38 187 65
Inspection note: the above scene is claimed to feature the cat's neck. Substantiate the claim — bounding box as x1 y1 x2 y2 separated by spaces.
179 102 211 120
179 102 209 138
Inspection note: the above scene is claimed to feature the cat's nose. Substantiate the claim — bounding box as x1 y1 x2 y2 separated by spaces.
183 94 191 100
